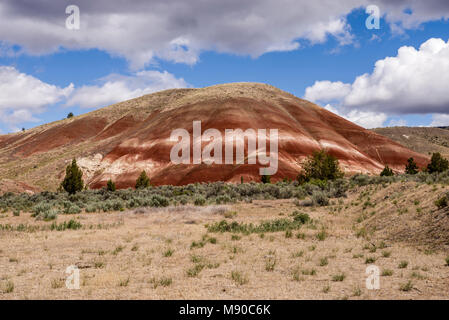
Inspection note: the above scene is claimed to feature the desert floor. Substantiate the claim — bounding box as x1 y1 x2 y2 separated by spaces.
1 182 449 300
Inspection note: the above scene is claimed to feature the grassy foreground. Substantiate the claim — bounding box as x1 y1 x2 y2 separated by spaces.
1 172 449 299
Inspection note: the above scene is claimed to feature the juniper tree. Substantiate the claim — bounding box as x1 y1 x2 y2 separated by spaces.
107 179 116 192
135 171 150 189
427 152 449 174
380 165 394 177
297 149 343 183
405 157 419 175
61 159 84 194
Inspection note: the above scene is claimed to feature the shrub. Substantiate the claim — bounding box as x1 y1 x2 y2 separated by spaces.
427 153 449 174
37 208 58 221
399 281 413 292
292 211 310 224
135 171 150 189
297 149 343 183
61 159 84 194
207 216 306 234
405 157 419 175
380 165 394 177
261 175 271 184
231 271 248 285
332 273 345 282
50 219 82 231
311 191 329 206
107 179 116 192
150 195 169 207
435 194 448 209
64 204 81 214
194 196 206 206
67 112 74 118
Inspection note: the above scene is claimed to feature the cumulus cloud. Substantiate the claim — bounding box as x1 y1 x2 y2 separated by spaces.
304 38 449 127
0 66 188 129
305 81 352 103
65 70 189 109
0 66 73 128
430 114 449 127
323 104 387 128
387 119 408 127
3 0 449 69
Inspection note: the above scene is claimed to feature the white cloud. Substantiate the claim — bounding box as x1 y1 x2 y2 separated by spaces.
65 70 189 109
323 104 387 128
343 38 449 114
0 66 188 129
0 1 391 69
305 81 352 103
1 1 449 69
0 66 73 127
387 119 407 127
304 38 449 128
430 114 449 127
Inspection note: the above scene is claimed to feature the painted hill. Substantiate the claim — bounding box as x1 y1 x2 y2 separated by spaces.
0 83 429 191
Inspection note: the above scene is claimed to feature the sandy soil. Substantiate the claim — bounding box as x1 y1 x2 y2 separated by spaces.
1 182 448 300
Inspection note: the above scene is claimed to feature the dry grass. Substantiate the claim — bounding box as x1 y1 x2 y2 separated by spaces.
1 182 449 299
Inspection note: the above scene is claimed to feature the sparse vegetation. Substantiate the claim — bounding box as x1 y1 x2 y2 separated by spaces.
380 165 394 177
297 149 343 183
332 273 345 282
435 193 448 209
405 157 419 175
382 269 393 276
107 179 116 192
207 212 311 234
399 280 414 292
231 271 248 285
135 171 150 189
427 152 449 174
61 159 84 195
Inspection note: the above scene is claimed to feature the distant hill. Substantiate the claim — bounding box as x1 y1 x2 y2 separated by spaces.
0 83 428 191
372 127 449 159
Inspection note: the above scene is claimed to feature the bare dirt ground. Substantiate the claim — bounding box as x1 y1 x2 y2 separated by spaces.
1 182 449 300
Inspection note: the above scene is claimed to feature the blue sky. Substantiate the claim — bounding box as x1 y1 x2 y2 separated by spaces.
1 1 449 133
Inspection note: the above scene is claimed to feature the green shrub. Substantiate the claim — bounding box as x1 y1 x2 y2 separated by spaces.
405 157 419 175
135 171 150 189
427 153 449 174
150 195 169 207
261 175 271 184
194 196 206 206
380 165 394 177
64 204 81 214
50 219 82 231
311 191 329 206
107 179 116 192
61 159 84 195
435 194 448 209
207 215 308 234
291 211 310 224
297 149 343 183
